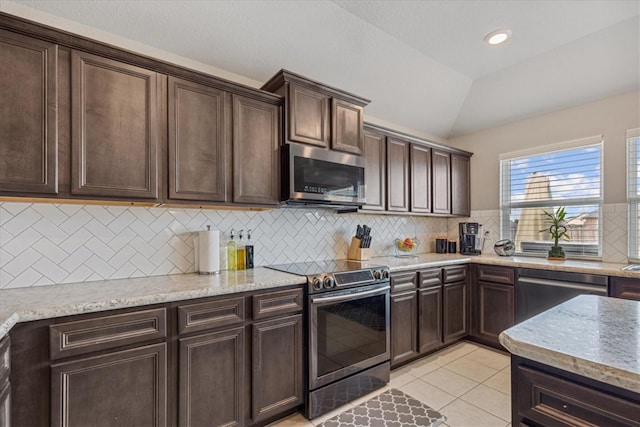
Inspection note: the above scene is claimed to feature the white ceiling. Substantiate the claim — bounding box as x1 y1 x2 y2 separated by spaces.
3 0 639 140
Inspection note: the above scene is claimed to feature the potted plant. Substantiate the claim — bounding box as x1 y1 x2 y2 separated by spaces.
540 207 570 260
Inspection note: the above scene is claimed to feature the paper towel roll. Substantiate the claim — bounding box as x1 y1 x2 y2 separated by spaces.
198 229 220 274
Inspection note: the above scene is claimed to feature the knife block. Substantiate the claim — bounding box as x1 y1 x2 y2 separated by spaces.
347 237 370 261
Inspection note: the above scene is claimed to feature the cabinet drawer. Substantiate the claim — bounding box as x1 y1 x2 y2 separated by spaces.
390 271 417 292
443 265 467 283
517 366 640 426
178 296 245 335
50 308 167 360
0 336 8 386
253 288 303 320
477 265 515 285
418 268 442 288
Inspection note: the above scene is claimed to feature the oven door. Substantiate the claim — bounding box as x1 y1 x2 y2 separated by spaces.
309 283 390 390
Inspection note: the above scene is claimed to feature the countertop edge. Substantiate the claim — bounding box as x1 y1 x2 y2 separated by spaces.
498 330 640 394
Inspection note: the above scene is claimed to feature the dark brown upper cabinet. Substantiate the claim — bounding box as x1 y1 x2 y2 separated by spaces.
331 98 364 154
0 30 58 195
71 50 161 201
232 95 280 205
451 153 471 216
411 144 432 213
288 84 330 147
386 137 410 212
168 76 228 203
362 129 386 210
262 70 369 155
432 149 451 214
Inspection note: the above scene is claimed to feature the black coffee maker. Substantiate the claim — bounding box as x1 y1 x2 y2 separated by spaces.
459 222 484 255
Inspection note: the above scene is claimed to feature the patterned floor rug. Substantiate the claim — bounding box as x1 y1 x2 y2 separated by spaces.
318 388 447 427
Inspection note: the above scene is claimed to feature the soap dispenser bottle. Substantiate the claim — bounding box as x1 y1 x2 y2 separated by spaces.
227 229 237 271
245 229 254 269
236 229 246 270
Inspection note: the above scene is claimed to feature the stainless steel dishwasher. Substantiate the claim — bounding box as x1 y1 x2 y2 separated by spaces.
516 268 608 323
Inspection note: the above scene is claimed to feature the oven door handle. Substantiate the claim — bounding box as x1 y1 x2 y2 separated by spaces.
518 277 607 294
310 285 390 304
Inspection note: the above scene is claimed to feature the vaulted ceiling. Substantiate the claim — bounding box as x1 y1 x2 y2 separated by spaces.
3 0 639 140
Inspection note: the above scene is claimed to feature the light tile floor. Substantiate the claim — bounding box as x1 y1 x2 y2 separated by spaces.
270 341 512 427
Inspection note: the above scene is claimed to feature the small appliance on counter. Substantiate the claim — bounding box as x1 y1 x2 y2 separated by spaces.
459 222 484 255
494 239 515 256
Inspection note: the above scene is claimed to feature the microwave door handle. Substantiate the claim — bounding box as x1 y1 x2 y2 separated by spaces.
310 286 390 304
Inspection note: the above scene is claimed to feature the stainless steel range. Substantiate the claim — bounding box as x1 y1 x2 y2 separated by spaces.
268 260 391 419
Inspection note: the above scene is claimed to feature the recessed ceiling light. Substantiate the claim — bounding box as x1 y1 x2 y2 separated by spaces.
484 29 512 46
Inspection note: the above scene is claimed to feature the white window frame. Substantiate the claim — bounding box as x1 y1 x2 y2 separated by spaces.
499 135 604 259
627 128 640 261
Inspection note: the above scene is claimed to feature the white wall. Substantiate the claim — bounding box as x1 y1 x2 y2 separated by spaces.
448 91 640 211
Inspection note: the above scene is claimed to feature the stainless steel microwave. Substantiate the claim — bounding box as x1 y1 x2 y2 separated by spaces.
281 143 366 206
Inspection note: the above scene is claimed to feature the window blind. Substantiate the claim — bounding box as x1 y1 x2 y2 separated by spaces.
627 128 640 260
500 136 603 258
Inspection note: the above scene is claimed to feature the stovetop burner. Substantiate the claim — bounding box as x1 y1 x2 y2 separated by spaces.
267 259 390 294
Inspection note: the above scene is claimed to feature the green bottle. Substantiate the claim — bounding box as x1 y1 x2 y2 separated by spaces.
227 229 237 271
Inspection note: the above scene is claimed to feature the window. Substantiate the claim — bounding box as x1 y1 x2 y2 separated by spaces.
500 136 603 258
628 129 640 260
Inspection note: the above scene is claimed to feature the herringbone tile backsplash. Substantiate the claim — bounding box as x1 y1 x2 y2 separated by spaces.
0 202 630 289
0 202 448 289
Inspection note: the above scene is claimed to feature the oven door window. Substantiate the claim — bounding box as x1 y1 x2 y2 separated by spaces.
294 157 364 198
315 293 387 378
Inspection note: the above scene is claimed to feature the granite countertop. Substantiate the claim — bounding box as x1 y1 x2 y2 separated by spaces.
0 267 305 340
1 252 638 341
369 252 635 277
499 295 640 393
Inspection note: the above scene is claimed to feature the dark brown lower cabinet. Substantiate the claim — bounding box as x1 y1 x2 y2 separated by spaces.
472 281 514 347
179 328 244 427
609 276 640 301
513 356 640 426
443 281 468 344
50 343 168 427
252 314 303 423
390 290 418 367
418 285 443 354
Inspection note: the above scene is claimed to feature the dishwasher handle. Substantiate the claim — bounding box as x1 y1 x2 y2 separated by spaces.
518 276 607 295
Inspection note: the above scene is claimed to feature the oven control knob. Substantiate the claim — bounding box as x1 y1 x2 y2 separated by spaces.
382 270 389 279
323 276 335 288
373 270 382 280
312 277 323 290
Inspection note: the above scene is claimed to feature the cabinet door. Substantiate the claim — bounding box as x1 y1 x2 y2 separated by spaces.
432 149 451 214
233 95 280 205
71 51 160 200
390 290 418 367
0 30 58 195
362 130 386 210
168 76 227 202
443 281 468 344
451 154 470 216
288 84 329 147
252 314 303 423
386 138 410 212
418 286 443 354
51 343 167 427
609 276 640 301
473 281 514 347
331 98 364 155
411 144 432 213
179 328 244 427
